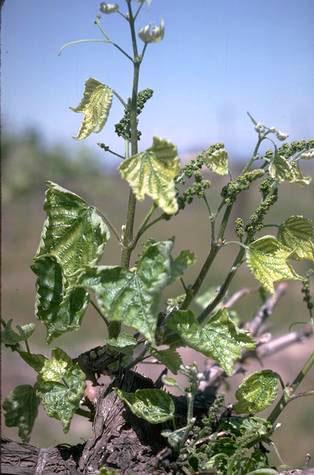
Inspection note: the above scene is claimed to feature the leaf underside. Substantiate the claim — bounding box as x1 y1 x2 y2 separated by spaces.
70 77 113 140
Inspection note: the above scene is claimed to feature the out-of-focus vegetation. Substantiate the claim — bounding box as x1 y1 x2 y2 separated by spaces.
2 131 314 465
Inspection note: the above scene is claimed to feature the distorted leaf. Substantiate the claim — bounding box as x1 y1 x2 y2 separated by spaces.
246 236 301 293
1 319 35 349
234 370 280 414
3 385 39 442
278 216 314 262
36 348 85 432
119 137 180 214
170 250 195 282
201 144 229 175
150 347 182 374
35 181 109 280
167 310 255 376
116 388 175 423
19 352 48 373
78 240 175 342
70 77 113 140
32 255 89 342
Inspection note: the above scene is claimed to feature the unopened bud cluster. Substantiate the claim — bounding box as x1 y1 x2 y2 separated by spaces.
264 139 314 163
99 2 119 14
301 273 314 315
234 217 245 240
221 169 265 205
115 88 154 140
138 19 165 43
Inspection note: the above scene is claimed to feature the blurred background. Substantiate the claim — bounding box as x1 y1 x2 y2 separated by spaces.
1 0 314 468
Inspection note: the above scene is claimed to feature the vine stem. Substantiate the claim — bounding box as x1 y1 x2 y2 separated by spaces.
268 350 314 425
120 0 141 269
90 300 109 328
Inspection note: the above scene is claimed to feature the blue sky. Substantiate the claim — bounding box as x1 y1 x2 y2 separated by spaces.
2 0 314 161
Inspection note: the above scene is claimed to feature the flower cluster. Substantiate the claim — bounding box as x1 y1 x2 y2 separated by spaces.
221 169 265 205
115 88 154 140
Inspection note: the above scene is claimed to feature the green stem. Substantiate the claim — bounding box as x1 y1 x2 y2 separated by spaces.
120 1 141 269
24 339 31 354
91 300 109 328
97 210 121 243
130 204 157 249
268 351 314 425
198 247 245 324
241 136 263 174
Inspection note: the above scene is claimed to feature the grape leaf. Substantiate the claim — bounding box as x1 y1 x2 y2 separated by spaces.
32 255 89 342
234 370 280 414
1 319 35 349
116 388 175 423
35 181 109 280
36 348 85 432
150 347 182 374
119 137 180 214
167 310 255 376
278 215 314 262
19 352 48 372
201 145 229 175
78 240 176 342
3 385 39 442
70 77 113 140
269 153 312 185
246 236 301 293
170 250 195 282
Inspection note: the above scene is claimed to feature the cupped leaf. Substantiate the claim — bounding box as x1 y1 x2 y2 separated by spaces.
106 332 137 353
150 347 182 374
119 137 180 214
70 77 113 140
234 370 280 414
200 144 229 175
1 319 35 349
269 153 312 185
36 348 85 432
32 255 89 342
35 181 109 280
78 240 175 342
19 352 48 373
246 236 301 293
116 388 175 424
167 310 255 376
278 216 314 262
170 250 195 282
3 385 39 442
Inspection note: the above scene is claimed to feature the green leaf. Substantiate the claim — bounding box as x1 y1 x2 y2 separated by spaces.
19 352 48 372
234 370 280 414
106 332 137 354
3 385 39 442
167 310 255 376
35 181 109 280
79 240 175 342
246 470 278 475
36 348 85 432
32 255 89 342
116 388 175 424
269 153 311 185
119 137 180 214
170 250 195 282
246 236 301 293
150 347 182 374
201 145 229 175
70 77 113 140
1 319 35 349
278 216 314 262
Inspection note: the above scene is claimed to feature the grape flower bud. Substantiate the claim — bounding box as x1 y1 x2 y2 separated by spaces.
275 130 289 141
99 2 119 14
138 19 165 43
